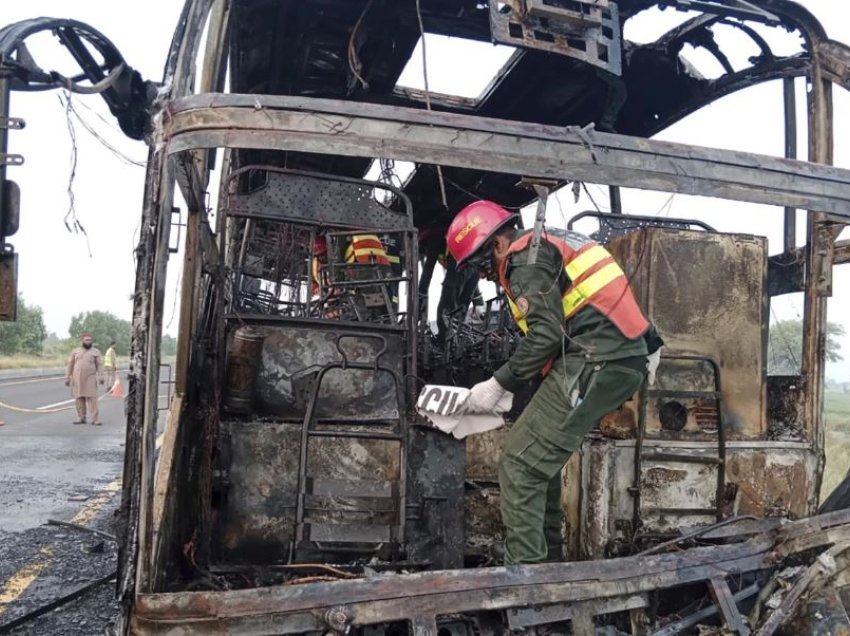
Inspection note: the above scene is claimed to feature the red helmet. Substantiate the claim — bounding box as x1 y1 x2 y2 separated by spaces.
446 200 515 267
314 235 327 257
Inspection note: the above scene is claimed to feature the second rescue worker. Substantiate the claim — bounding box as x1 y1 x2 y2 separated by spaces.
446 200 661 565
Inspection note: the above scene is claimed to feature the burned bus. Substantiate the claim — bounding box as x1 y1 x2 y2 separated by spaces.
2 0 850 633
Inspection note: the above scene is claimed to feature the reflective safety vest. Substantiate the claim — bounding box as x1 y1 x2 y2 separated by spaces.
498 232 649 339
345 235 390 265
310 258 323 297
380 234 402 267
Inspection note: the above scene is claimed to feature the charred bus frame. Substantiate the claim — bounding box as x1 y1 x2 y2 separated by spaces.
93 0 850 633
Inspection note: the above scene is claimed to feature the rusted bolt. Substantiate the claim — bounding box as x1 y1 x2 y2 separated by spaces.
325 606 353 632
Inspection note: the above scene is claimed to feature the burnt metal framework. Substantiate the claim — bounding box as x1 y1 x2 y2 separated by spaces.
213 164 423 565
133 510 850 634
106 0 850 633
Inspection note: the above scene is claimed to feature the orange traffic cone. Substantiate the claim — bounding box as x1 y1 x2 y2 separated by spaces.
112 375 124 399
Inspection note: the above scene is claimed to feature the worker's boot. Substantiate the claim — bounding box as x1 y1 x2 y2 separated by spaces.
91 420 102 426
72 417 87 425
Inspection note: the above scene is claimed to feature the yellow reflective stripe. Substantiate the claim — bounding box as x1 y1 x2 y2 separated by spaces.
351 248 386 256
506 296 529 333
562 262 624 316
565 244 610 281
386 254 401 264
346 248 389 263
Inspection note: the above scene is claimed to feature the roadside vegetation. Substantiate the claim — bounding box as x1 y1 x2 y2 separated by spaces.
823 391 850 499
0 294 176 368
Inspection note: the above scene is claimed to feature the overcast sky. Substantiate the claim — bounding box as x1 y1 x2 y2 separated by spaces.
3 1 849 378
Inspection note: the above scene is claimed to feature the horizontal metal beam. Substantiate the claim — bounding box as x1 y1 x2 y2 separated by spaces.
133 510 850 633
161 94 850 218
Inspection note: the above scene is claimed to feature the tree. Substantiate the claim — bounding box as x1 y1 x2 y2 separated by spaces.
768 319 845 375
161 334 177 357
0 295 47 355
68 310 132 355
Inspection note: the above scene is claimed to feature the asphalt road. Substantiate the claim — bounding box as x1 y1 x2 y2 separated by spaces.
0 374 128 532
0 372 166 634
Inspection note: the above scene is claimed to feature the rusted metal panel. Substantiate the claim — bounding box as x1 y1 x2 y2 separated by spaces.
0 250 16 320
609 228 767 440
562 453 582 560
160 94 850 219
574 439 817 549
726 449 816 519
579 438 614 559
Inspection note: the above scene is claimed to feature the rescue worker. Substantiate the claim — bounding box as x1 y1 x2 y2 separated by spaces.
446 200 661 565
104 340 117 389
310 235 329 299
418 227 484 340
344 234 390 266
65 332 105 426
344 233 396 317
436 251 485 340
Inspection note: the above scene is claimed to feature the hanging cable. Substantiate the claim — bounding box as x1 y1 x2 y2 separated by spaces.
58 90 93 258
347 0 375 91
64 98 146 167
581 183 602 214
415 0 449 209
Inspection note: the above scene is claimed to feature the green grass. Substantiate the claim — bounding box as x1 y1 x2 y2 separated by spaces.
0 354 70 370
826 391 850 424
0 355 134 371
821 391 850 499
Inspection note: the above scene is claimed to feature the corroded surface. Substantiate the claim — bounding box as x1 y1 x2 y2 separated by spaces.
609 228 768 440
215 421 399 562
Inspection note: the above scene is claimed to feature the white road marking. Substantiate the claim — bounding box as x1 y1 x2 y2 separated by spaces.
36 398 76 410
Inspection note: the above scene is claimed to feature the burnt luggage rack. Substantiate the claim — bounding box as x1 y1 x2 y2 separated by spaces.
291 333 407 562
631 354 727 533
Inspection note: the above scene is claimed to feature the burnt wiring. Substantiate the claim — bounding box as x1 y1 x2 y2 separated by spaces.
58 90 92 258
63 95 146 167
347 0 374 91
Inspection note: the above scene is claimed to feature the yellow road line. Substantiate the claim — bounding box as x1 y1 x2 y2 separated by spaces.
0 432 165 616
70 477 124 526
0 546 54 617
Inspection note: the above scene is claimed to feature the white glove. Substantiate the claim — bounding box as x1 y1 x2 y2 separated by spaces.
465 377 513 414
646 348 662 386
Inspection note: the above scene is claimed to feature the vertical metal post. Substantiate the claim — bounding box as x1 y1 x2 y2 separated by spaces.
609 185 623 215
0 74 10 244
783 77 797 252
804 58 833 511
527 185 550 266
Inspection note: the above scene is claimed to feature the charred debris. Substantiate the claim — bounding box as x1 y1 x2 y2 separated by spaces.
2 1 850 634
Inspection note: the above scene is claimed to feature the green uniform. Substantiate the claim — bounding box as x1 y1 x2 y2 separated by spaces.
493 230 649 565
437 255 483 340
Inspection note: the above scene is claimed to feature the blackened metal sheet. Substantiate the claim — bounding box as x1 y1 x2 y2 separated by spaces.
226 170 412 230
248 322 404 420
215 420 400 563
405 426 466 570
